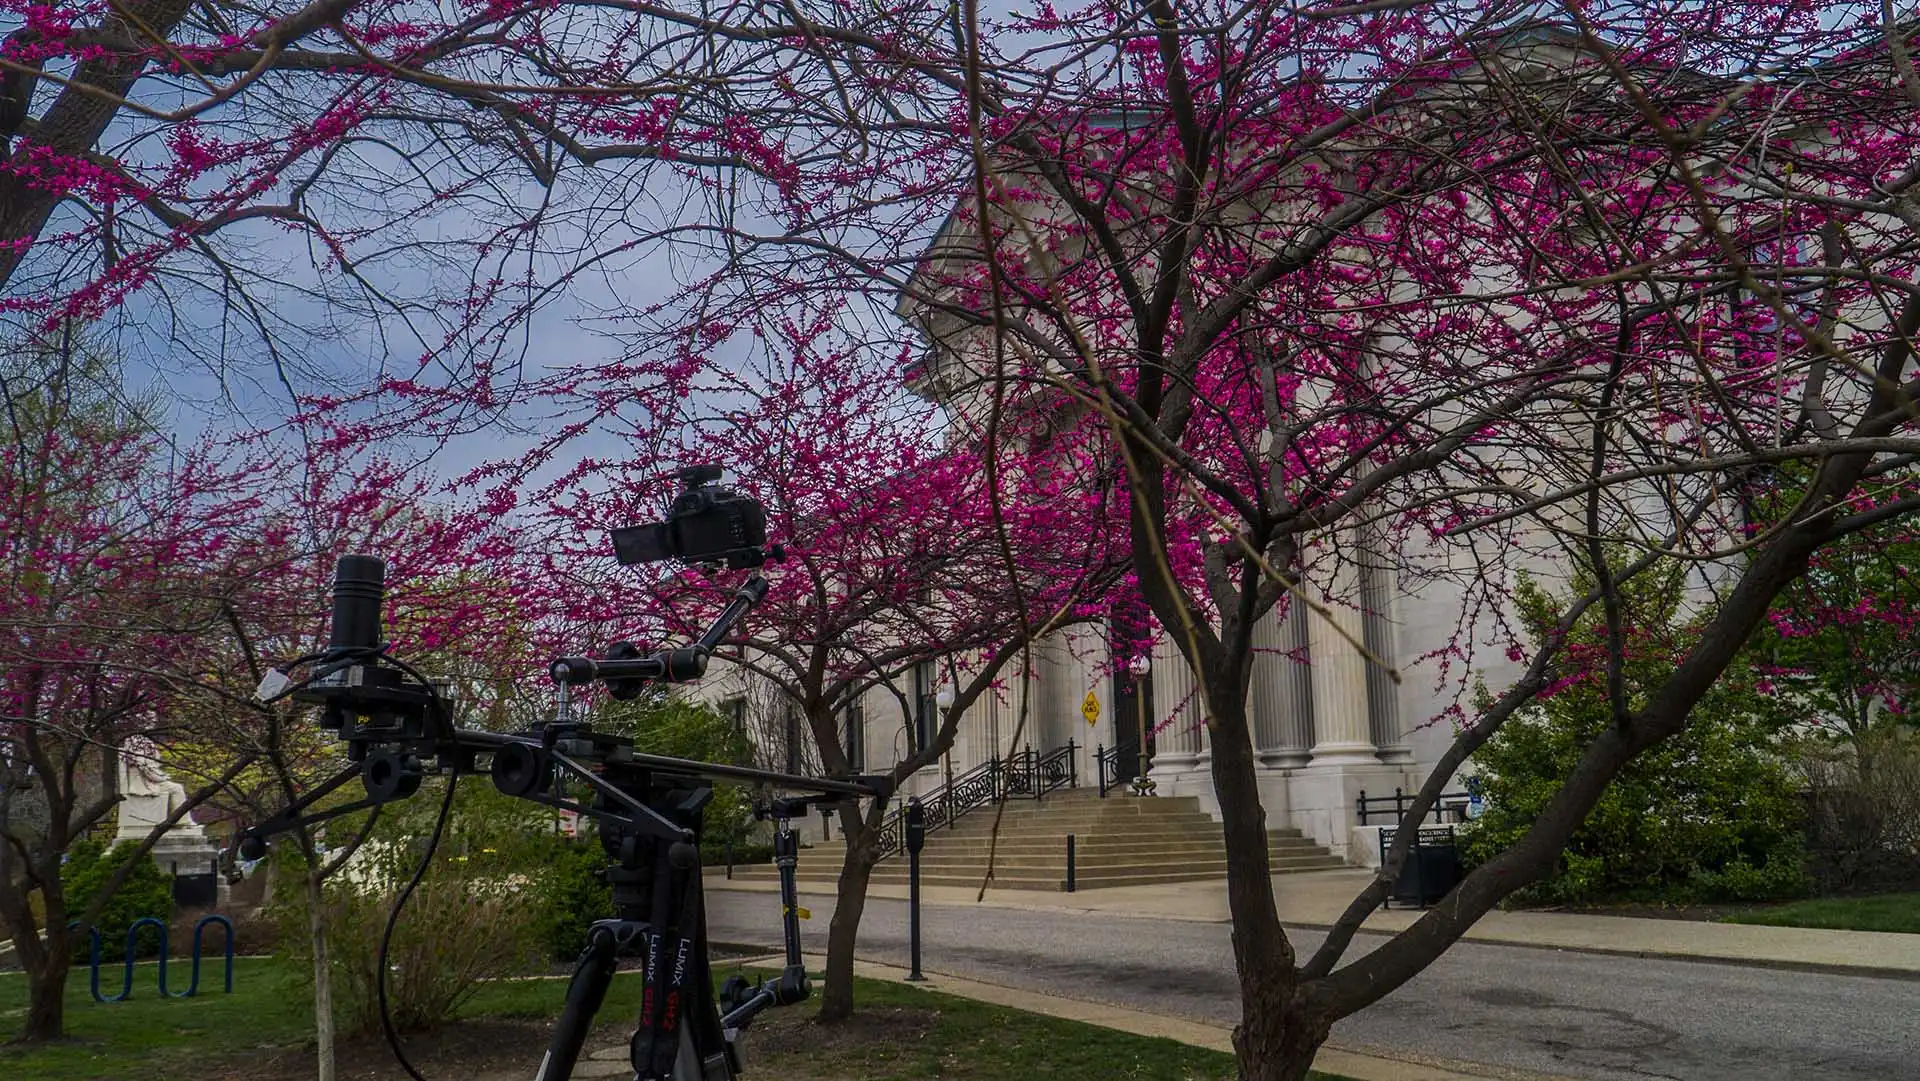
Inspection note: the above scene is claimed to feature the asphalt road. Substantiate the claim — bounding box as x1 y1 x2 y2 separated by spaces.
705 888 1920 1081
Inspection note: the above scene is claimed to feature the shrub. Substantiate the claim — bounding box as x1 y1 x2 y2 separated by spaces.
1461 568 1810 906
604 693 758 856
62 839 175 961
1797 729 1920 893
530 837 612 961
705 841 773 868
320 877 538 1034
272 782 545 1035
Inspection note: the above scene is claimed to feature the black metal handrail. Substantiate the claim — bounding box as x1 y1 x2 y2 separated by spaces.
875 739 1078 859
1357 787 1472 826
1032 741 1076 797
1095 743 1126 797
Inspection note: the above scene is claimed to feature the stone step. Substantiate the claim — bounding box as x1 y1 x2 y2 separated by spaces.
873 851 1346 873
793 828 1334 860
741 849 1346 878
1064 869 1241 889
924 795 1210 813
902 833 1325 854
933 813 1227 832
722 788 1343 890
761 847 1324 878
877 845 1326 869
939 797 1213 815
731 857 1346 889
926 806 1306 832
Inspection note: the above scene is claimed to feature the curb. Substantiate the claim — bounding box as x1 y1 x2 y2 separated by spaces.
1275 921 1920 984
1294 923 1920 985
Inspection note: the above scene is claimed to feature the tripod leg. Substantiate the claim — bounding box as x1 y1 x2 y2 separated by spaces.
535 928 620 1081
775 823 803 970
772 821 809 998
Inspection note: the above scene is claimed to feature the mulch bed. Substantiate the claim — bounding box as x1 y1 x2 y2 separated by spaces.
200 1019 571 1081
193 998 941 1080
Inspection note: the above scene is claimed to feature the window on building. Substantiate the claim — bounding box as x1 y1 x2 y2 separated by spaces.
783 704 803 775
912 660 938 754
720 696 747 734
843 694 865 773
1735 229 1825 345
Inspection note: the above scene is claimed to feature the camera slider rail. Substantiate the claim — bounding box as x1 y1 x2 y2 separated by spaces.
234 725 891 860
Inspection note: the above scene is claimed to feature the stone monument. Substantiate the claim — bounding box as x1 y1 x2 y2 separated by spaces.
115 740 220 878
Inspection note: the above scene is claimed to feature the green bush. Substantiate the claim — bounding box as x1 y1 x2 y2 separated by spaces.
705 841 773 868
272 782 546 1035
62 839 175 960
530 837 612 960
1460 568 1811 906
604 693 758 855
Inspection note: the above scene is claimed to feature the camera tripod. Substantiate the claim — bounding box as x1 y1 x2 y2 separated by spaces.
534 780 836 1081
243 703 876 1081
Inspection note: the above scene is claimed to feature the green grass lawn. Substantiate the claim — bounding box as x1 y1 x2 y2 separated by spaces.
0 957 310 1081
1720 891 1920 934
1 958 1346 1080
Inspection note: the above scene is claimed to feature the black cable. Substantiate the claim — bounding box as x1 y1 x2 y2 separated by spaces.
380 652 457 737
375 740 460 1081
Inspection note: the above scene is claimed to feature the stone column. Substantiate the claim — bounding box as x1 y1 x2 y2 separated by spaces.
1020 636 1058 752
1252 601 1314 768
1361 551 1413 764
1145 634 1218 809
1149 635 1203 767
1047 625 1103 787
1306 546 1379 765
1286 533 1419 862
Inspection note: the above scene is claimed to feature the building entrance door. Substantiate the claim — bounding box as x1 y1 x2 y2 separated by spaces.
1109 665 1155 783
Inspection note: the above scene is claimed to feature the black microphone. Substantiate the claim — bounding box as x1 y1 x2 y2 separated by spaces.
328 555 386 656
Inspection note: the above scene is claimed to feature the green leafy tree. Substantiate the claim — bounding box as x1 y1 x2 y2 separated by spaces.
600 692 757 862
1751 470 1920 747
530 839 612 961
1462 567 1809 905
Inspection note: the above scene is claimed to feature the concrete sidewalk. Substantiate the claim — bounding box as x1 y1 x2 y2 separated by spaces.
707 865 1920 979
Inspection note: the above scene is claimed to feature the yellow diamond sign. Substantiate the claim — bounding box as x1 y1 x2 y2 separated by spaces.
1081 691 1101 725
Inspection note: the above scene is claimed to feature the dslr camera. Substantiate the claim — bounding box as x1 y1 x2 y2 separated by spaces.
610 465 774 569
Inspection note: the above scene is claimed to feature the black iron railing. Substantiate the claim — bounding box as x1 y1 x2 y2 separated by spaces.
875 740 1077 859
1356 787 1472 826
1025 741 1078 798
1094 743 1127 797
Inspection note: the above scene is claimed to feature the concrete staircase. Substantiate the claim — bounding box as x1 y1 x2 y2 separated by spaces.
731 788 1342 892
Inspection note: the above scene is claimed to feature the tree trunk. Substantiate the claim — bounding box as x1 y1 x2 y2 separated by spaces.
817 826 878 1023
20 946 69 1044
1234 1001 1329 1081
305 854 336 1081
1202 690 1323 1081
14 863 71 1045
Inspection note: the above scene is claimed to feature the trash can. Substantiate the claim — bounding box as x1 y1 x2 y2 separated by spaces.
1382 826 1461 908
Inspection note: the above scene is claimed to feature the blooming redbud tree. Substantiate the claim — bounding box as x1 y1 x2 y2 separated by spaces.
0 324 531 1047
0 334 277 1042
518 307 1129 1020
524 4 1920 1077
17 0 1920 1074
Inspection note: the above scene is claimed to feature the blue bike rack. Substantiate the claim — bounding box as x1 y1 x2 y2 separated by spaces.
73 914 236 1002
